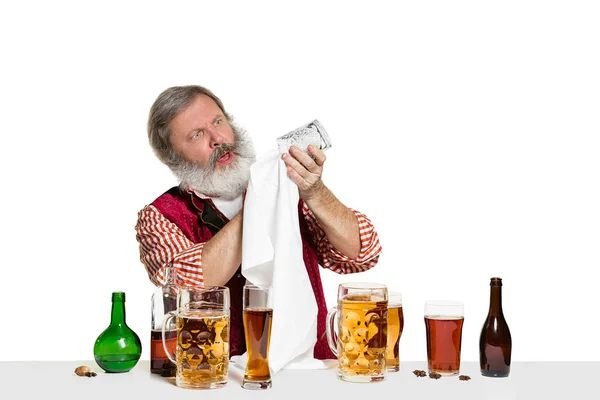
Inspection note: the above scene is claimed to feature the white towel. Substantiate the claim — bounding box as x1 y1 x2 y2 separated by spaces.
232 146 334 374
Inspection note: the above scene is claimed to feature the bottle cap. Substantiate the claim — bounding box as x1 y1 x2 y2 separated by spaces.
490 277 503 286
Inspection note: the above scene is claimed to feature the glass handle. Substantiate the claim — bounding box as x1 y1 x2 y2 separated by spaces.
162 311 177 364
326 306 338 357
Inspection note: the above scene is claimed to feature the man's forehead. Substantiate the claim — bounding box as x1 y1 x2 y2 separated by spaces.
172 94 223 132
186 94 223 116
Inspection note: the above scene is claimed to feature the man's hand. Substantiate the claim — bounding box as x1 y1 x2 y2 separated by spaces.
282 143 361 259
281 144 327 201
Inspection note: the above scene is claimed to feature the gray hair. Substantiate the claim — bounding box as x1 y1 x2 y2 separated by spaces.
147 85 232 167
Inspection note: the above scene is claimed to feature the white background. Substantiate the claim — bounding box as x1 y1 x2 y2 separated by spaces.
1 0 598 362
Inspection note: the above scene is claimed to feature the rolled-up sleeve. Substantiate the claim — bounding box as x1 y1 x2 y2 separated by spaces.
301 202 382 274
135 205 205 287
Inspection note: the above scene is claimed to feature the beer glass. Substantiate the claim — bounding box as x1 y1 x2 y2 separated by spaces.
162 286 230 389
424 300 464 376
276 119 332 152
326 282 388 383
241 285 273 390
386 292 404 372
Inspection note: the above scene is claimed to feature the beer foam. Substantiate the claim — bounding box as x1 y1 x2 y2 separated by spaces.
180 310 228 319
244 307 273 313
424 315 464 320
342 294 387 303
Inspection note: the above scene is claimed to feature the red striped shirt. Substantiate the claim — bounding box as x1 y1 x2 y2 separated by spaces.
135 202 381 287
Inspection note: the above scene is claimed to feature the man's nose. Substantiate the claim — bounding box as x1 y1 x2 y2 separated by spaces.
207 129 226 149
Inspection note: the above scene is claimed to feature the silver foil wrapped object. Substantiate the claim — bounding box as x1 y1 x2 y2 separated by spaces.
276 120 332 153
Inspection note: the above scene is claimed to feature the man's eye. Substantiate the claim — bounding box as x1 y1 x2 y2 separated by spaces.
215 119 222 126
192 131 203 139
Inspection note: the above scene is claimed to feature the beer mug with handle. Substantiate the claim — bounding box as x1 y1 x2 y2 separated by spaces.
326 282 388 382
162 286 230 389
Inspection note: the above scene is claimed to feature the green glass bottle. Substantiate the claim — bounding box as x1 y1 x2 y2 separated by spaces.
94 292 142 373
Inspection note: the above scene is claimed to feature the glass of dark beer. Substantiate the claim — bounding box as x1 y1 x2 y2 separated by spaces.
424 300 464 376
242 285 273 390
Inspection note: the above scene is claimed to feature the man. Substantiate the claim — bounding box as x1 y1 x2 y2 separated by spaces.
135 85 382 359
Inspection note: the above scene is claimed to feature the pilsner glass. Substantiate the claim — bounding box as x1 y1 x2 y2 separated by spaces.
242 285 273 390
386 292 404 372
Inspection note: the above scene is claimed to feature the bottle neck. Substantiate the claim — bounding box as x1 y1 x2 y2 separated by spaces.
164 266 174 285
488 285 503 315
111 298 126 326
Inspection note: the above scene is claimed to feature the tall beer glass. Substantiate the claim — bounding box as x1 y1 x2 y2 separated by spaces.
242 285 273 389
386 292 404 372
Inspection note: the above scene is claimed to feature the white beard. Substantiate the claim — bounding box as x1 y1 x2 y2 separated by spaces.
170 122 256 200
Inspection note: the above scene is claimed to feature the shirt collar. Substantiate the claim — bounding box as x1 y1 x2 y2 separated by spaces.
185 186 211 200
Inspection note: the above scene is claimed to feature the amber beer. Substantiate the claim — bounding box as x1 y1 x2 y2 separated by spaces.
242 285 273 389
243 308 273 382
386 305 404 371
162 286 230 390
327 283 388 383
175 310 229 388
337 295 388 378
425 316 464 375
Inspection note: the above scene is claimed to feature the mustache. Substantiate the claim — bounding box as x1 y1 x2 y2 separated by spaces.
208 143 236 169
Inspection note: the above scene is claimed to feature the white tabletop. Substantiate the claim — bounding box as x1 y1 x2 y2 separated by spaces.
2 360 597 399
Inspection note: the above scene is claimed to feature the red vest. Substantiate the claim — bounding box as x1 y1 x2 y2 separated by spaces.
151 187 335 360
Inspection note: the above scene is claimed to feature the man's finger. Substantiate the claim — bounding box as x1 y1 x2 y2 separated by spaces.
290 146 321 172
307 145 326 166
286 166 309 190
282 152 311 179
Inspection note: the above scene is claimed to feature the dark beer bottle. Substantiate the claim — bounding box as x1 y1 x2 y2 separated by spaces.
479 277 512 377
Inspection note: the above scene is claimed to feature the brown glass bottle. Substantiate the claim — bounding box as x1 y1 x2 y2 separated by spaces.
479 277 512 377
150 267 177 376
